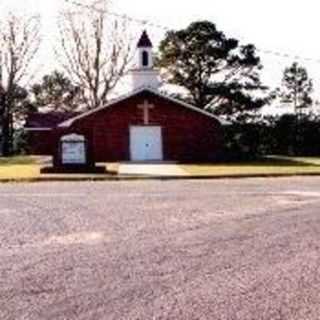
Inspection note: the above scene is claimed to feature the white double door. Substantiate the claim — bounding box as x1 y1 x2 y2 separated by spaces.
130 126 163 161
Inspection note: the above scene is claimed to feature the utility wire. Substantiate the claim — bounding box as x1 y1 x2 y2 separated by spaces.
64 0 170 30
65 0 320 65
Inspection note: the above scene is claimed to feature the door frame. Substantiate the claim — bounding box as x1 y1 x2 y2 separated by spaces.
129 125 163 161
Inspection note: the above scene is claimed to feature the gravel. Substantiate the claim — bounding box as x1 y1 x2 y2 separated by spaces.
1 178 320 319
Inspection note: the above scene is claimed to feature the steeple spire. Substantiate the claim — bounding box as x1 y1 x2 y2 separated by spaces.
129 30 161 91
137 30 153 48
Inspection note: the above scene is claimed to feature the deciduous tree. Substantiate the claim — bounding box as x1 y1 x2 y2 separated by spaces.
58 2 132 110
0 14 41 156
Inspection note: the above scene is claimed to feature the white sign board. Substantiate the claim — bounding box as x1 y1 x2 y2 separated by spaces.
61 134 86 165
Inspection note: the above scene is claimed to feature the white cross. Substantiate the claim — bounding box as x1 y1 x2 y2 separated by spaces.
137 100 154 125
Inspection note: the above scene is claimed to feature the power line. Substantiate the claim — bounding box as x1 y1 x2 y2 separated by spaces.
65 0 320 65
259 49 320 64
64 0 170 31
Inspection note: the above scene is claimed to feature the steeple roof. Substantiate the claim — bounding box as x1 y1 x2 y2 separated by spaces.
137 30 153 48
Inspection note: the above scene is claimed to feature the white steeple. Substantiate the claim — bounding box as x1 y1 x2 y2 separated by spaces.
130 31 161 91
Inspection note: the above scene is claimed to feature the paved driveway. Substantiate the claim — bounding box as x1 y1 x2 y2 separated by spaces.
1 178 320 319
117 163 188 176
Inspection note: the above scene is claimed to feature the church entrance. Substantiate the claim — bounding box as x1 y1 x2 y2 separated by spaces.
130 126 163 161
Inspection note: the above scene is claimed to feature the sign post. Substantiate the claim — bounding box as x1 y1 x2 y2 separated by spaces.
61 134 87 165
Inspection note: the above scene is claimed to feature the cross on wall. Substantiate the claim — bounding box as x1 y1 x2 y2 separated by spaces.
137 100 155 125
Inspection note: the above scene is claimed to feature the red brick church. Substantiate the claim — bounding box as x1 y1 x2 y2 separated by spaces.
25 31 224 164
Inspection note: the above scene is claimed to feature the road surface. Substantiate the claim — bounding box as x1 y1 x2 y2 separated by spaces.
1 178 320 319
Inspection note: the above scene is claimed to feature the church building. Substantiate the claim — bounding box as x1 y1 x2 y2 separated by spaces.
25 31 225 164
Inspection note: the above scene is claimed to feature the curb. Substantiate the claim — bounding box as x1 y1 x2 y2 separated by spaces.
2 172 320 183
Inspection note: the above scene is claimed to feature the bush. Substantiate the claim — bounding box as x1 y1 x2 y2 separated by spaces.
12 129 28 155
222 114 320 160
223 122 274 161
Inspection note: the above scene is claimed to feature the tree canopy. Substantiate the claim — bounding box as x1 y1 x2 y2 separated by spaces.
157 21 268 115
32 71 82 112
279 62 313 114
57 4 132 110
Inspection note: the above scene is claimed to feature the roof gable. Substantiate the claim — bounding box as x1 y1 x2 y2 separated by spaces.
59 87 226 128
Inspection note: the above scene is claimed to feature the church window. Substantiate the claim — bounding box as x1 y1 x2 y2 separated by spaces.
142 51 149 67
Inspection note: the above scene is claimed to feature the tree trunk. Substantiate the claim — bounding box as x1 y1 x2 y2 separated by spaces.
0 97 13 157
1 115 12 156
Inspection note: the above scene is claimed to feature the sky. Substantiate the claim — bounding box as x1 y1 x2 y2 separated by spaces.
0 0 320 111
114 0 320 93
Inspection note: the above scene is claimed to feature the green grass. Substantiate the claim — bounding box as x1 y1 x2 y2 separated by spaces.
0 155 38 166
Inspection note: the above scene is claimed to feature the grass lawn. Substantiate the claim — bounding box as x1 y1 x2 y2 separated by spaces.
1 155 320 180
0 156 41 180
0 155 39 166
0 165 40 180
181 156 320 176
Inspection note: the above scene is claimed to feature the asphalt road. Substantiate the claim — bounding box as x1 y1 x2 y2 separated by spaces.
1 178 320 319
